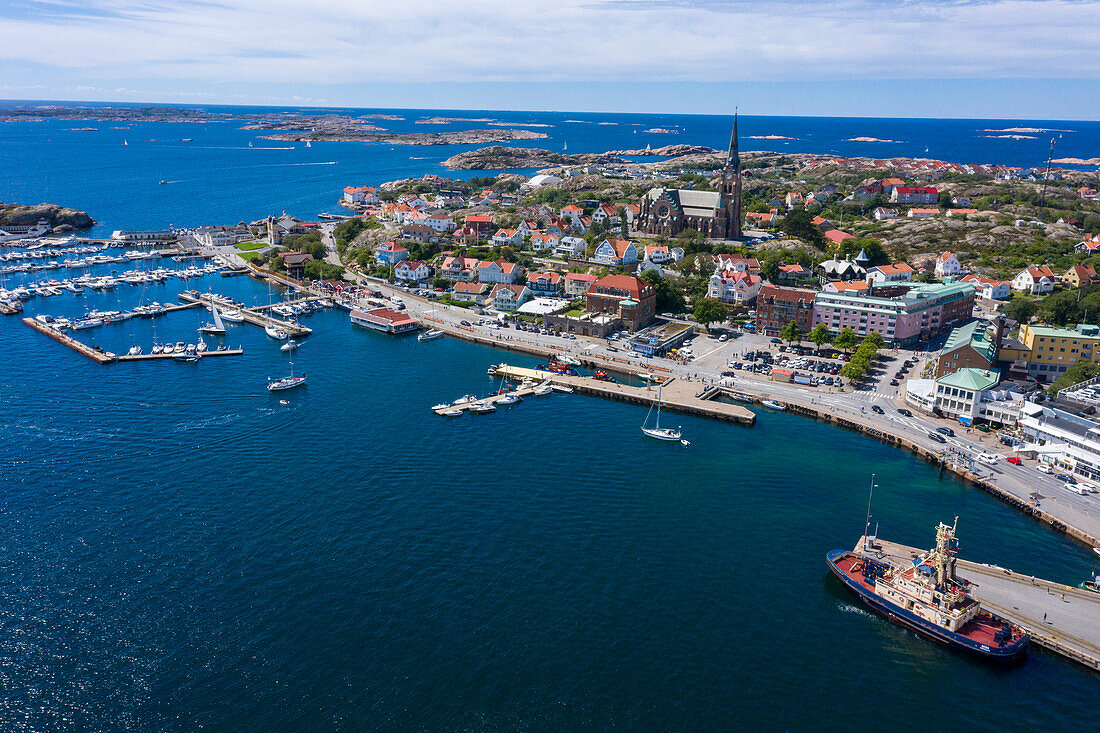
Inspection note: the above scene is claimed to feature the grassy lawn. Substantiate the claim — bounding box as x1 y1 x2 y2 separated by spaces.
235 241 268 252
239 251 260 262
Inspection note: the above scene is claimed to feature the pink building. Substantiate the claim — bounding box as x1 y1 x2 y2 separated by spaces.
812 281 976 346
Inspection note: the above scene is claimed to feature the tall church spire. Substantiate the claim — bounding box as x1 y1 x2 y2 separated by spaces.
726 110 740 174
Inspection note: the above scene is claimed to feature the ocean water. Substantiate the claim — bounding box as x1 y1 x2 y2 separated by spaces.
2 107 1099 730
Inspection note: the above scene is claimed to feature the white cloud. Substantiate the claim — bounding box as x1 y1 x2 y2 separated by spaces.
1 0 1097 85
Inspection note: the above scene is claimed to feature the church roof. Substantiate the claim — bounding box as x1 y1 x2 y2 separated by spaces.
646 187 722 219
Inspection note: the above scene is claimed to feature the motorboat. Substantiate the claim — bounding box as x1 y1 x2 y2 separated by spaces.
281 340 299 353
418 329 444 342
196 338 208 354
151 343 163 355
762 400 786 411
127 345 143 356
641 384 682 441
220 309 244 323
431 403 451 411
265 319 289 340
441 408 464 417
497 393 522 406
472 403 497 414
174 354 199 363
557 354 581 366
533 385 553 396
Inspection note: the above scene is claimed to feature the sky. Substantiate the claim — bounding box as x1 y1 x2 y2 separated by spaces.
1 0 1099 120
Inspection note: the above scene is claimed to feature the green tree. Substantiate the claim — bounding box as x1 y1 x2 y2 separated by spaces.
834 327 857 353
617 206 629 238
779 320 802 345
1002 296 1037 325
1048 361 1100 395
757 250 781 282
693 298 728 330
809 323 832 351
640 269 685 313
778 207 826 249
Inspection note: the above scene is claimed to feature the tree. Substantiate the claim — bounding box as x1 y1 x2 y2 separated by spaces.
834 327 857 353
778 207 826 249
640 269 685 313
1002 296 1037 325
809 323 832 351
617 206 629 238
758 250 781 283
863 332 886 350
693 298 728 330
779 321 802 345
1048 361 1100 396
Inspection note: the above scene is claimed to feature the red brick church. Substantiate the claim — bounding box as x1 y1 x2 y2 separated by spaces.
636 114 743 240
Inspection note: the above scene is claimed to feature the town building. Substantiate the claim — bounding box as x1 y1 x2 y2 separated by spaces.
591 238 638 267
755 285 816 336
866 262 915 285
811 281 976 346
777 263 812 282
627 321 695 357
934 251 963 279
564 272 598 297
450 281 491 304
586 274 656 331
907 208 940 218
935 320 997 377
1017 323 1100 382
1019 403 1100 482
816 256 866 282
890 186 939 205
1011 266 1057 294
342 185 379 205
636 115 742 240
491 228 523 247
394 260 431 283
556 236 587 259
375 241 409 265
489 284 532 312
440 255 480 282
933 368 1002 425
350 307 420 334
464 214 493 236
476 259 523 284
708 270 762 305
279 251 315 279
961 274 1011 300
1063 264 1099 289
526 271 564 298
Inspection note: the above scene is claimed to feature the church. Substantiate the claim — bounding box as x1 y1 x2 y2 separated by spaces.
636 114 743 240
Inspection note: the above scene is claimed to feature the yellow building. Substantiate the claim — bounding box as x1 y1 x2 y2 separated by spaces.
1017 323 1100 382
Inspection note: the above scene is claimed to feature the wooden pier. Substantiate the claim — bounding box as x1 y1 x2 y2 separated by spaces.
177 291 311 338
856 536 1100 673
492 365 755 425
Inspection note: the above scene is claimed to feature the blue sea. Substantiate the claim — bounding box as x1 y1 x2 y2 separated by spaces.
2 105 1099 730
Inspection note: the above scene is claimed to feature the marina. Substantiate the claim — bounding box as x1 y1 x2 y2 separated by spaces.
22 316 244 363
177 290 312 338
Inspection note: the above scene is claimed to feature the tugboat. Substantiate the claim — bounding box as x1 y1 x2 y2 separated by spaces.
827 517 1029 663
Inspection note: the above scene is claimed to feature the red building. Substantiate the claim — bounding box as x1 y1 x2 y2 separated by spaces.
586 274 656 331
756 285 816 336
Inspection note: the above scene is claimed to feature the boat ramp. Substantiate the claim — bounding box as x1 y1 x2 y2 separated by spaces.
490 365 755 425
856 535 1100 673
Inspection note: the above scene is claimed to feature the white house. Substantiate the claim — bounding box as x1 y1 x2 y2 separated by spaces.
591 203 620 224
1011 266 1057 294
962 275 1011 300
476 259 523 284
708 270 762 305
423 213 454 233
529 233 559 252
394 260 431 283
564 272 598 297
934 251 963 279
441 255 480 282
451 281 491 304
866 262 915 285
342 185 379 205
592 238 638 267
556 236 587 259
489 284 532 312
491 228 524 247
560 204 584 223
872 207 899 220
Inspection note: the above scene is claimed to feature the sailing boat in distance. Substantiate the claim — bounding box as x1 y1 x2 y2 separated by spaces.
268 360 306 392
641 383 682 441
199 299 227 335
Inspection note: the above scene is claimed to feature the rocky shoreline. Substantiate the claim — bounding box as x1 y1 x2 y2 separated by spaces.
262 128 550 146
0 202 95 231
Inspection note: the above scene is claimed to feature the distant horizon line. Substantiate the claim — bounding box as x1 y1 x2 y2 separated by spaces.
0 97 1096 125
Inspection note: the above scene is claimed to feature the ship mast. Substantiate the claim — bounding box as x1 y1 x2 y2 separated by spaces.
862 474 878 551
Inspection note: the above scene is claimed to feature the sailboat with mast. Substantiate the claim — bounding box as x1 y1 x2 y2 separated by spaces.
199 299 226 335
641 383 682 441
267 360 306 392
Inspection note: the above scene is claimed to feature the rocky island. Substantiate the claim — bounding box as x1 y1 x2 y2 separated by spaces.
0 202 95 231
262 128 550 146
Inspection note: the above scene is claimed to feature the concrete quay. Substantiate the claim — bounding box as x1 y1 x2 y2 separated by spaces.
23 317 115 363
492 365 756 425
856 535 1100 673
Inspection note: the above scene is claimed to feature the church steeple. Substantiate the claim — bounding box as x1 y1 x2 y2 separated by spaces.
726 110 740 174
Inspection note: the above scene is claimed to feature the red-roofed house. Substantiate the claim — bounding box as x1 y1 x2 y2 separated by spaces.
934 251 963 279
490 283 532 311
591 203 620 224
342 185 379 205
491 228 523 247
908 208 940 218
715 254 760 275
375 241 408 265
592 238 637 267
824 229 855 244
560 204 584 223
527 271 564 297
394 260 431 283
777 263 812 282
476 259 523 284
350 307 419 334
823 280 871 296
1012 266 1057 294
1063 264 1099 289
586 274 656 331
450 281 491 304
866 262 915 285
890 186 939 205
708 270 763 305
564 272 598 297
529 232 559 252
464 214 494 236
441 255 480 282
961 274 1011 300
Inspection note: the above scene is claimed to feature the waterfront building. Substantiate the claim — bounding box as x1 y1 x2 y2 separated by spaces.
527 271 563 298
1017 323 1100 382
866 263 915 285
935 320 998 378
586 274 656 331
933 368 1002 425
450 281 491 305
934 251 963 279
755 285 815 337
627 320 695 357
441 255 480 282
636 115 742 240
811 280 976 346
350 307 419 334
1011 266 1057 294
564 272 598 297
890 186 939 205
1019 402 1100 482
342 185 379 205
279 251 315 279
591 238 637 267
489 284 532 312
111 229 177 244
375 241 409 265
193 225 252 247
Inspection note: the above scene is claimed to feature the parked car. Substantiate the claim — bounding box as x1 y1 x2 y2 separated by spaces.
459 320 471 327
889 380 899 386
1055 473 1075 483
897 408 912 416
928 432 947 444
770 337 783 344
1037 464 1053 474
1006 456 1022 465
936 427 955 437
871 405 885 414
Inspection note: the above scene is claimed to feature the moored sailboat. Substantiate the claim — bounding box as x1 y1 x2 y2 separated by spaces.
641 384 682 441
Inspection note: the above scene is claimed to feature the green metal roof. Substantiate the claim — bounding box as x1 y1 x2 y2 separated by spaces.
936 368 1000 392
1025 323 1100 340
941 320 996 363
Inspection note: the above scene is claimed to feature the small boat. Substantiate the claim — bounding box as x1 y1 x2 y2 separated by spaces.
281 340 299 353
441 408 463 417
431 403 451 411
497 394 522 406
762 400 786 411
305 141 312 148
159 180 167 185
127 345 143 356
418 329 444 342
220 309 244 323
265 318 289 340
1094 548 1100 559
1079 575 1100 594
557 354 581 366
268 361 306 391
533 385 553 396
472 402 497 414
196 338 208 354
550 384 573 394
641 384 682 441
174 354 199 363
680 439 691 447
151 343 163 355
199 301 227 335
279 399 289 405
452 394 478 405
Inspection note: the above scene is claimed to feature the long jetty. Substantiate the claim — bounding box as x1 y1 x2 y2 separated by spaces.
492 365 755 425
856 535 1100 673
178 291 311 338
22 317 243 364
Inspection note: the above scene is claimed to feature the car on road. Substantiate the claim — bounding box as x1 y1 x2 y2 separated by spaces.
1006 456 1022 465
1063 483 1089 495
936 427 955 437
928 432 947 444
770 338 783 344
1037 464 1053 474
459 320 471 327
1055 473 1075 483
721 370 736 378
871 405 885 414
897 408 912 416
889 380 899 386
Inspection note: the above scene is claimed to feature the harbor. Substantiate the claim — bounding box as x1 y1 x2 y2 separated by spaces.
855 534 1100 673
177 290 313 338
22 316 245 364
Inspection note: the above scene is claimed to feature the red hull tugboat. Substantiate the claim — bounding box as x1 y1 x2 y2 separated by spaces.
827 518 1029 663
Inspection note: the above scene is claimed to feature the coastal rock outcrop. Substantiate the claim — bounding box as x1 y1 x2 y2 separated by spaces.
442 146 623 169
605 144 718 157
262 129 550 146
0 202 95 231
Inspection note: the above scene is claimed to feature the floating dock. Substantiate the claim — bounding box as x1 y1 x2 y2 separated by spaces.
492 365 755 425
22 317 244 364
434 378 552 415
856 535 1100 673
178 291 311 338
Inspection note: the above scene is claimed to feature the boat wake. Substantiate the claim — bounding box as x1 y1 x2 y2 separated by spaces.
838 603 874 619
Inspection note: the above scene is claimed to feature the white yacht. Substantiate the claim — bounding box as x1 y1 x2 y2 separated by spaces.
641 384 682 441
281 339 299 353
199 301 227 335
265 318 289 340
418 329 444 342
127 345 143 356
